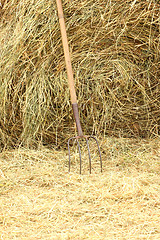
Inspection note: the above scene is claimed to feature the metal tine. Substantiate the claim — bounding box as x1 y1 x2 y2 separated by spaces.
76 139 82 174
68 136 82 174
86 138 92 174
89 136 102 173
68 137 73 173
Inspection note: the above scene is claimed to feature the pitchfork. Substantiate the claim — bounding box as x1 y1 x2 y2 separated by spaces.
56 0 102 174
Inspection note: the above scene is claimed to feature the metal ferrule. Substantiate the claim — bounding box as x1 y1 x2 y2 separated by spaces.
72 103 83 137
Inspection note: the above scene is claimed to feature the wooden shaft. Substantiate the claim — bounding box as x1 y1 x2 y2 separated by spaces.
56 0 77 104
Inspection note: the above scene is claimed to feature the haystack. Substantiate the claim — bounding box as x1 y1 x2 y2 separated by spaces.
0 0 159 148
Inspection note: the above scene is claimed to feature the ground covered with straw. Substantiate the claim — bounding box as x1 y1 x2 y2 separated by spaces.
0 137 160 239
0 0 160 148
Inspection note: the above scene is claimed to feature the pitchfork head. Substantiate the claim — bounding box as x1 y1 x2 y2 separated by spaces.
68 135 102 174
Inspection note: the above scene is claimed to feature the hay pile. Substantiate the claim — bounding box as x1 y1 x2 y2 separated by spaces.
0 138 160 239
0 0 159 148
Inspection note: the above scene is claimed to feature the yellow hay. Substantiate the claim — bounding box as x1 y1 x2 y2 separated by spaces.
0 138 160 239
0 0 159 148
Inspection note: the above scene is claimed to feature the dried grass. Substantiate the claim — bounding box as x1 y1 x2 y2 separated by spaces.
0 0 160 148
0 137 160 239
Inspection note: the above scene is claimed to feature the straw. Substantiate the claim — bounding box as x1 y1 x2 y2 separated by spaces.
0 0 159 148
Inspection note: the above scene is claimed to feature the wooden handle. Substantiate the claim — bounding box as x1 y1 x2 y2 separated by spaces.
56 0 77 104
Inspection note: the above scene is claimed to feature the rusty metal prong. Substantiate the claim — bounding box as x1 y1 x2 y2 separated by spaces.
86 138 92 174
68 136 82 174
89 136 102 173
76 139 82 174
68 137 74 173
